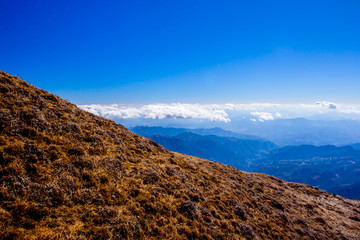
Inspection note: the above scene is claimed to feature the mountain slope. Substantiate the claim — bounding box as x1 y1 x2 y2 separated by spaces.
145 132 277 170
0 70 359 239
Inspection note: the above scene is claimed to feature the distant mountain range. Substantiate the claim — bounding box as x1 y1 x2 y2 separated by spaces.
131 119 360 147
132 126 264 140
252 145 360 200
132 126 277 170
231 118 360 146
150 132 277 170
133 126 360 200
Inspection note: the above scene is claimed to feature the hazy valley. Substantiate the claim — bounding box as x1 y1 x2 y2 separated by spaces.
133 126 360 200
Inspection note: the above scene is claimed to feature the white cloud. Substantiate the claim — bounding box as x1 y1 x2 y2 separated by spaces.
79 101 360 123
315 101 337 109
79 104 142 119
250 111 281 122
79 103 231 122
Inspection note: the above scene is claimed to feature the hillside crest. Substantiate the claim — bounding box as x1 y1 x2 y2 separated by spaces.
0 71 359 239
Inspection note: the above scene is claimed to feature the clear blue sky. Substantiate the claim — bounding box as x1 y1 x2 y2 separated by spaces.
1 0 360 104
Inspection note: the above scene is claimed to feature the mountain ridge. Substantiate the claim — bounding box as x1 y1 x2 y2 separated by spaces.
132 126 265 140
141 131 277 170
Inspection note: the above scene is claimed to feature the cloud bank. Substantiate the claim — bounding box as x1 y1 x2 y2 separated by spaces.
250 112 282 122
315 101 337 109
79 102 360 123
80 103 231 122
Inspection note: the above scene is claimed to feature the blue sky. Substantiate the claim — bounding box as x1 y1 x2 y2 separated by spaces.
1 0 360 105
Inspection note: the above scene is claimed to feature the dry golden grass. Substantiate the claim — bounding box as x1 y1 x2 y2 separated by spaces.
0 70 359 239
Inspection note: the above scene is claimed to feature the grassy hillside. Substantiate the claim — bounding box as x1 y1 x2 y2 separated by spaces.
0 70 359 239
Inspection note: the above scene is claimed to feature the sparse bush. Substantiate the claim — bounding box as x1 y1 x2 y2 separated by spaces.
0 136 5 145
93 206 119 225
234 205 248 220
314 217 326 224
142 169 160 184
68 146 86 156
20 127 38 139
270 200 284 211
237 223 259 240
187 186 205 202
177 200 200 220
88 142 107 155
165 166 187 182
72 158 93 170
42 93 58 102
295 218 307 226
113 216 141 239
45 182 65 205
83 135 102 143
4 160 26 176
98 157 125 180
63 122 81 133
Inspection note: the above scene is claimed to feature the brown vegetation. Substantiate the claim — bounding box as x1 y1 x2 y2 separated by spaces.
0 70 359 239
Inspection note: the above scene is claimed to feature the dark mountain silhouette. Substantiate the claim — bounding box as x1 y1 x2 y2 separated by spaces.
144 132 277 170
0 70 359 239
132 126 264 140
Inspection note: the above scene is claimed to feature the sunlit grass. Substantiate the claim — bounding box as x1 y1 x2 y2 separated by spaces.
0 70 359 239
